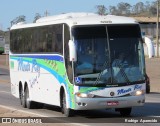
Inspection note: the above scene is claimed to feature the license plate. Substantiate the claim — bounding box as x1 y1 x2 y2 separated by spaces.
107 101 119 106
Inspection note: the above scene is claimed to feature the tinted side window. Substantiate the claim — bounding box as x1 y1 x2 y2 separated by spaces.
10 29 22 52
10 24 63 54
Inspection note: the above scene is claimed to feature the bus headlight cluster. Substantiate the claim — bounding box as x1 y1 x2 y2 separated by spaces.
131 90 145 96
76 92 94 98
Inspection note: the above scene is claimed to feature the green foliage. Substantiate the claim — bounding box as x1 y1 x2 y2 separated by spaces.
96 5 107 15
96 1 158 16
11 15 26 26
0 30 4 36
33 13 41 23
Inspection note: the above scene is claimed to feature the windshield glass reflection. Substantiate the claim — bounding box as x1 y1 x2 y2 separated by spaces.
73 25 145 86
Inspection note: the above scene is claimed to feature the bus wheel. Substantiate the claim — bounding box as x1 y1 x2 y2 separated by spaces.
25 86 35 109
19 88 23 105
119 107 132 117
62 92 74 117
20 88 26 108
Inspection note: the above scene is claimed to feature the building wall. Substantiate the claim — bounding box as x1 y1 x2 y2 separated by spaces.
144 44 160 57
140 23 160 38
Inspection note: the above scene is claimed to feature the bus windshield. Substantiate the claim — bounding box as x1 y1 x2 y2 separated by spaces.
73 25 145 86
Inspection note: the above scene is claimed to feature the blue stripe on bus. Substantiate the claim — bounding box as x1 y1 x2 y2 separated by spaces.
11 55 64 62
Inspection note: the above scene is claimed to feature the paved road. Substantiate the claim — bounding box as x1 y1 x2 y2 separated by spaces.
0 68 160 125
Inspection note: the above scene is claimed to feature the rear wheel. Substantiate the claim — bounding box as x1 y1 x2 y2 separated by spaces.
25 86 35 109
119 107 132 117
61 92 74 117
19 87 23 105
20 87 26 108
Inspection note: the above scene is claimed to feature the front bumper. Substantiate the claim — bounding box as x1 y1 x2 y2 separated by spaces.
74 95 145 110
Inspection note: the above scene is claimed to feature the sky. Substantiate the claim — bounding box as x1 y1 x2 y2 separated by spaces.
0 0 156 31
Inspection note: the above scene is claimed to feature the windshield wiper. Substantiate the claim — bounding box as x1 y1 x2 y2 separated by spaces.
94 60 109 86
116 62 130 84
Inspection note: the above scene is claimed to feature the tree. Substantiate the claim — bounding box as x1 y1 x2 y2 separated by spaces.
149 1 157 16
109 6 118 15
144 1 151 12
0 30 4 36
96 5 107 15
117 2 132 15
11 15 26 26
150 6 157 16
132 2 145 14
33 13 41 23
125 3 132 14
95 1 160 17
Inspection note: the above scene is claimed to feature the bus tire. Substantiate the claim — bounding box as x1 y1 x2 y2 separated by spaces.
19 87 23 105
146 84 150 94
61 92 74 117
119 107 132 117
25 86 35 109
20 88 26 108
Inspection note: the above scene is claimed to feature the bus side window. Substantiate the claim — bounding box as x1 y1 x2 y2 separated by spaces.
55 25 63 54
56 33 62 53
46 33 52 52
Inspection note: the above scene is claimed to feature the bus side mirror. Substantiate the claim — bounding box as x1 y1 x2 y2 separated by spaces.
68 40 77 61
144 36 155 58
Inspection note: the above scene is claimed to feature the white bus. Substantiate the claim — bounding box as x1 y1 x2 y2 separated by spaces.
10 13 154 117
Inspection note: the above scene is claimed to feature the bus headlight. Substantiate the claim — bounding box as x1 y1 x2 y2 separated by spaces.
76 92 94 98
136 90 144 96
131 90 145 96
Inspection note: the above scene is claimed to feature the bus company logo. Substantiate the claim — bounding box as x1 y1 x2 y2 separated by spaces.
117 88 132 95
18 58 30 72
134 84 142 90
110 91 115 96
18 58 40 77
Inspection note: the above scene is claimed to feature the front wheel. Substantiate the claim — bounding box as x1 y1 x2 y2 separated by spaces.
61 92 74 117
119 107 132 117
146 84 150 94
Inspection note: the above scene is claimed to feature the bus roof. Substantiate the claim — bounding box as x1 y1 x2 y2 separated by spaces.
10 12 138 30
